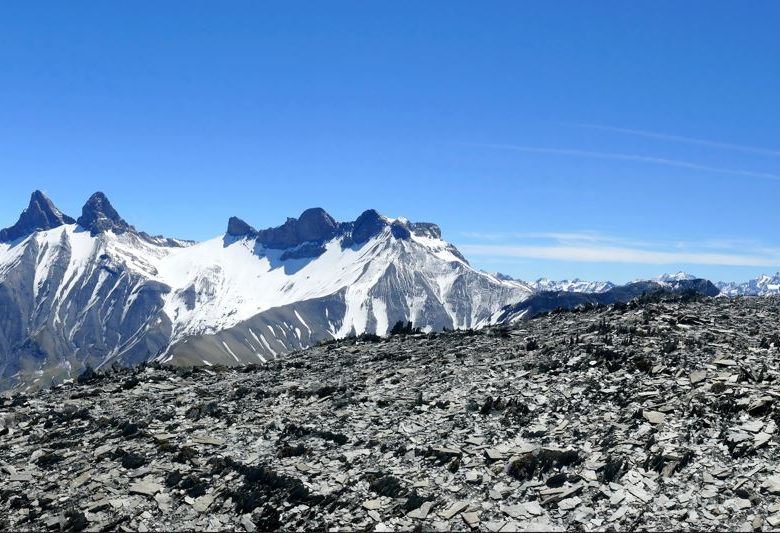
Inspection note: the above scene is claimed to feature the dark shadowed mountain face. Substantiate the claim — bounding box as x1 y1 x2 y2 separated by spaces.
0 192 534 390
0 191 75 243
76 192 133 236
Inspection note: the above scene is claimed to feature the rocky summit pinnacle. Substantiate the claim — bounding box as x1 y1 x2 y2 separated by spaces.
296 207 338 242
351 209 387 244
255 207 340 249
0 190 75 242
76 192 132 236
226 216 257 238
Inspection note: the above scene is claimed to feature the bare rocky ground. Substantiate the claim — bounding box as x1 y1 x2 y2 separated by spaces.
3 295 780 532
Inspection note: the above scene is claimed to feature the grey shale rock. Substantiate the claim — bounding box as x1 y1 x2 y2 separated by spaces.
2 295 780 531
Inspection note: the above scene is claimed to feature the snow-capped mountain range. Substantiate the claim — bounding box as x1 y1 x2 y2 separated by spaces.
500 270 780 298
493 273 615 294
0 191 534 388
1 191 777 389
653 271 780 296
716 273 780 296
656 271 698 282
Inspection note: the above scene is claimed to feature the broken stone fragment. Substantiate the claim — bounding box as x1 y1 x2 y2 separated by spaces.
643 411 665 424
558 496 581 511
689 370 707 384
461 511 480 528
71 471 91 489
522 501 544 516
754 432 772 448
192 493 215 513
363 499 382 510
465 470 482 484
154 492 172 512
439 500 469 520
484 448 505 462
128 481 163 497
763 474 780 494
741 419 764 433
240 514 256 533
407 501 434 519
191 434 226 446
9 472 32 482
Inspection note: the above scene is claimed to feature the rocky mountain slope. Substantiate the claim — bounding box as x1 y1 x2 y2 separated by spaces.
0 191 533 389
2 294 780 531
491 277 720 323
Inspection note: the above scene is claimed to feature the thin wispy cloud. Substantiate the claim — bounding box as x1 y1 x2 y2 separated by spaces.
464 143 780 182
458 232 780 268
576 123 780 158
461 230 606 242
460 230 657 248
460 244 780 267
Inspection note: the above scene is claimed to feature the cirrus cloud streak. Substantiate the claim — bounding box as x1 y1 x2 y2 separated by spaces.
460 243 780 267
464 143 780 182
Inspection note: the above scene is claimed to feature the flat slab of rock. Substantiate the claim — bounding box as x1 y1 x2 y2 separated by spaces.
461 511 480 527
129 482 163 497
643 411 665 424
71 471 91 489
192 493 216 513
407 501 433 519
363 499 382 510
191 434 225 446
558 496 581 510
440 500 469 519
689 370 707 384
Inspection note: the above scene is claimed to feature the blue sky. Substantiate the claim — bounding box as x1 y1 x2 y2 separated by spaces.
1 2 780 283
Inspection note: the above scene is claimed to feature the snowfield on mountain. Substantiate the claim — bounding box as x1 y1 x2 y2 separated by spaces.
0 190 773 391
0 191 533 388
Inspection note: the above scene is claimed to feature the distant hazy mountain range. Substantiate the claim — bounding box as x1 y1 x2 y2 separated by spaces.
499 270 780 298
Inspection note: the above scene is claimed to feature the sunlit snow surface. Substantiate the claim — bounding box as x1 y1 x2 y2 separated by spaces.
0 224 533 353
154 227 530 341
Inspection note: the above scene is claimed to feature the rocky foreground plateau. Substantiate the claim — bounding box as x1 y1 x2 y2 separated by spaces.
3 295 780 532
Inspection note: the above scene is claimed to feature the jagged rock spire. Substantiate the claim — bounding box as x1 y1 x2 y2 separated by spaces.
0 190 75 242
77 192 132 236
226 216 256 238
351 209 387 244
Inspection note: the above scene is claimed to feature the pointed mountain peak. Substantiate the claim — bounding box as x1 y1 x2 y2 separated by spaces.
657 271 697 282
351 209 388 244
0 190 76 242
226 216 257 238
77 192 132 236
30 189 48 202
